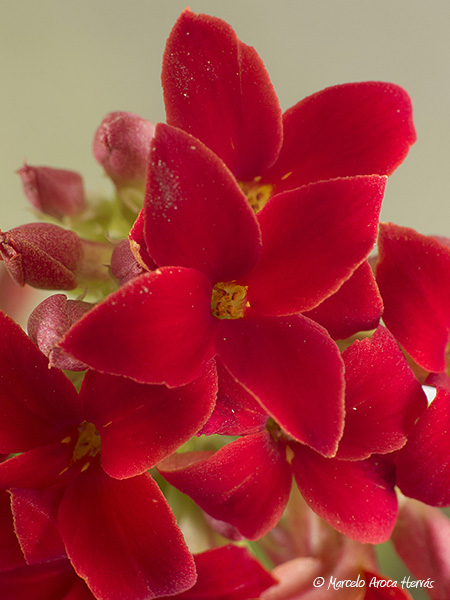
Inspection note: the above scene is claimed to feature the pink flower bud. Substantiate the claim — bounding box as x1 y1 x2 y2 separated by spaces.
93 111 155 187
27 294 93 370
110 239 145 286
0 223 113 290
17 163 86 219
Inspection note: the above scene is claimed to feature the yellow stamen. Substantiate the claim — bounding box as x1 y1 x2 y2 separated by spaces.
72 421 101 462
211 281 248 319
239 181 274 213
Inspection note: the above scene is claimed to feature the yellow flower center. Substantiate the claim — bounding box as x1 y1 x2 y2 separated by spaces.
72 421 102 462
239 179 273 213
60 421 102 475
211 281 249 319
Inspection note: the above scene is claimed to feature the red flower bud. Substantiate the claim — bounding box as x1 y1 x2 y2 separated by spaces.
110 239 145 286
27 294 92 370
0 223 112 290
93 111 155 187
17 163 86 219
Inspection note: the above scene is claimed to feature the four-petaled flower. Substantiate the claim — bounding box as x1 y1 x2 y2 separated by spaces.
0 312 217 600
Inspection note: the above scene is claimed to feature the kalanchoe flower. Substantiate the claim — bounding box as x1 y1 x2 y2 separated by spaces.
0 223 113 290
17 163 86 219
0 311 218 600
93 111 155 188
27 294 93 370
162 10 416 209
61 123 387 458
376 222 450 373
158 327 426 544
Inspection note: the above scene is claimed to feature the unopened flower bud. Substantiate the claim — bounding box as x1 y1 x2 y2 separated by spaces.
17 163 86 219
110 239 145 286
28 294 93 370
0 223 113 290
93 111 155 187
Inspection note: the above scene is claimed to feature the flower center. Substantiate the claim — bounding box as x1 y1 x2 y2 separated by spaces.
266 418 295 463
211 281 249 319
239 180 273 213
72 421 101 467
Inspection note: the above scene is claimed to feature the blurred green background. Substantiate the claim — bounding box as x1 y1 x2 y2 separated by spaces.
1 2 448 597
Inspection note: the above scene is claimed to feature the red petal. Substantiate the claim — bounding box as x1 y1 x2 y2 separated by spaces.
128 209 158 271
216 313 345 457
10 487 65 565
336 326 427 460
0 312 82 452
144 123 262 283
263 82 415 195
246 176 386 315
59 469 196 600
392 498 450 597
161 545 277 600
61 268 216 386
162 10 282 180
304 261 383 340
376 223 450 372
0 490 25 572
80 362 217 478
292 447 398 543
0 443 72 489
158 432 292 540
396 382 450 505
0 560 82 600
199 358 268 436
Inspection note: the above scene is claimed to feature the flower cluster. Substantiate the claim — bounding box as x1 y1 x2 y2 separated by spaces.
1 8 449 600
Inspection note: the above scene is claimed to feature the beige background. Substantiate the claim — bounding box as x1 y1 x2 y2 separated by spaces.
0 1 444 595
1 0 450 237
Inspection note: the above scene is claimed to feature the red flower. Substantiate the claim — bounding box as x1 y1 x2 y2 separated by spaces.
62 122 386 458
158 327 426 544
162 10 415 204
0 311 217 600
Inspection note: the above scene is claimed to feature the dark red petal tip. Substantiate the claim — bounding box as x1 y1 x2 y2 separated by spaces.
59 470 197 600
163 10 283 179
292 448 398 543
264 81 416 194
217 314 345 457
336 326 427 460
144 123 262 283
377 223 450 372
